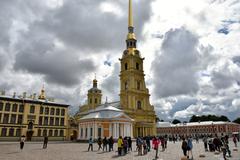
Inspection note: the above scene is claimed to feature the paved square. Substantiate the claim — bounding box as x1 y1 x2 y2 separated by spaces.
0 141 239 160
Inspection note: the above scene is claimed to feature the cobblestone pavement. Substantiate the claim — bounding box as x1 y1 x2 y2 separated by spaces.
0 141 239 160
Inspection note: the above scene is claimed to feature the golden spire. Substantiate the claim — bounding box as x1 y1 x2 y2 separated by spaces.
38 84 46 100
128 0 133 27
93 74 97 88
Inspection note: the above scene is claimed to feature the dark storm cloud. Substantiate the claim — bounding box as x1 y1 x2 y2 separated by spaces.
152 28 201 98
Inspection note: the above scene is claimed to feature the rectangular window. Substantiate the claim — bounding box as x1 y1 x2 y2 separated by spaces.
0 113 2 123
9 128 14 136
17 115 23 124
37 129 41 136
3 114 9 123
5 103 11 111
55 118 59 126
12 104 18 112
1 128 7 136
60 118 64 126
40 107 44 114
81 128 83 137
60 130 64 136
30 105 35 113
56 109 60 115
61 109 65 116
44 117 48 125
98 128 101 137
19 105 24 112
39 116 42 125
50 117 54 126
16 129 21 137
0 102 3 111
50 108 55 115
45 108 49 115
85 128 88 138
49 130 53 137
90 128 93 137
54 130 58 136
10 114 16 124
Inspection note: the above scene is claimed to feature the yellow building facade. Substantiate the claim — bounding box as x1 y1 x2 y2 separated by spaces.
78 0 156 138
0 88 69 141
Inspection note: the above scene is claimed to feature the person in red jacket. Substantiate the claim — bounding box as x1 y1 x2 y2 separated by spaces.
152 136 160 159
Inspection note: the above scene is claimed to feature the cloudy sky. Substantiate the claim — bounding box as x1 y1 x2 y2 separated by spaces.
0 0 240 121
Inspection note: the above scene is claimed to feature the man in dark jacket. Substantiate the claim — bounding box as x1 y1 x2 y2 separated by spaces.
43 136 48 149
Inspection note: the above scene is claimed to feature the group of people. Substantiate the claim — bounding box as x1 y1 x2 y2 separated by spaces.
202 134 239 160
19 135 49 150
181 137 193 160
116 136 132 156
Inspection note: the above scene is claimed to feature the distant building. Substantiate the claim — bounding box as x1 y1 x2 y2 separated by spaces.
0 87 69 141
157 121 240 137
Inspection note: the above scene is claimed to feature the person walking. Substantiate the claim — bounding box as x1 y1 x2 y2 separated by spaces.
203 136 208 151
152 136 160 160
123 137 128 155
233 135 237 147
43 136 48 149
102 137 108 152
117 136 123 156
146 135 151 152
187 137 193 160
108 136 114 152
97 137 102 151
88 137 93 151
128 137 132 151
20 135 25 150
181 138 188 157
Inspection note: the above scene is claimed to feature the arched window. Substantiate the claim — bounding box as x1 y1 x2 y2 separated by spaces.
125 63 128 70
0 102 3 111
9 128 14 136
61 109 65 116
12 104 18 112
125 82 128 90
137 101 142 109
45 107 49 115
43 129 47 136
56 109 60 115
95 98 97 104
136 63 139 70
49 130 53 137
5 103 11 111
89 98 92 104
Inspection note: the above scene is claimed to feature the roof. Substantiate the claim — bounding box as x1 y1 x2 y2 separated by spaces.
157 121 239 128
0 95 69 107
80 102 133 121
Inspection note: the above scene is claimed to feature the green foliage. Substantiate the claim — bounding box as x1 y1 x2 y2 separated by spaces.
189 114 230 122
233 117 240 124
172 119 181 124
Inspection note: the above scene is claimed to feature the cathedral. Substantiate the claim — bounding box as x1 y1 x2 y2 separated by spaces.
77 0 156 140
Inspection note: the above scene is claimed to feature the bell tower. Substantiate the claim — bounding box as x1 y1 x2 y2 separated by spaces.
87 76 102 110
119 0 156 137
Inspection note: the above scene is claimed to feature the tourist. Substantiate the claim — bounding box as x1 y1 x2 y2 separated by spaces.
43 136 48 149
108 136 114 152
128 137 132 151
152 136 160 159
146 135 151 152
164 136 168 149
187 137 193 160
160 137 165 151
181 138 188 156
137 137 143 155
97 137 102 151
117 136 123 156
143 139 147 155
20 135 25 150
233 135 237 147
203 136 208 151
88 137 93 151
102 137 108 152
123 137 128 155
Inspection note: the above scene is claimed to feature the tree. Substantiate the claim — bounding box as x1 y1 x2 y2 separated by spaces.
172 119 181 124
233 117 240 124
189 114 230 122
